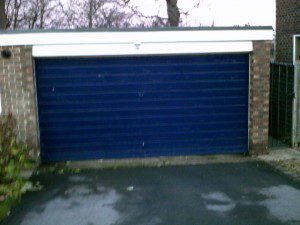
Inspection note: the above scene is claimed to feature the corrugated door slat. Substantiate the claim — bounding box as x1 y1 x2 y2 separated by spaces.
35 54 249 162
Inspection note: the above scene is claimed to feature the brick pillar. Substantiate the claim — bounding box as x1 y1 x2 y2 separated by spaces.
0 46 39 155
249 41 272 155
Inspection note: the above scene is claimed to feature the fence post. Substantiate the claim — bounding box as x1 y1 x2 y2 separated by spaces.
277 65 281 143
285 66 288 142
292 63 299 147
269 63 273 142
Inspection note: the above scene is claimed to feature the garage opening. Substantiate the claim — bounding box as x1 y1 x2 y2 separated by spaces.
35 54 249 162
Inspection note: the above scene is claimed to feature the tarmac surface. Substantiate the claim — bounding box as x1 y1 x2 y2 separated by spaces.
2 162 300 225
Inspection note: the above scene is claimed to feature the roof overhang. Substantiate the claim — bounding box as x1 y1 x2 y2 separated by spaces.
0 27 274 57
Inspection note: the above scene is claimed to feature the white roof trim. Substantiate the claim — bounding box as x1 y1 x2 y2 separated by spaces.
294 34 300 65
0 29 273 47
32 41 253 57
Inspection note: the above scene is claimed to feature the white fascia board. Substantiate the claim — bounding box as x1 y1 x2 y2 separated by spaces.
32 41 253 57
0 29 273 46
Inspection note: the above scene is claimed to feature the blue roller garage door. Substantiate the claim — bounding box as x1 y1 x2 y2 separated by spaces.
35 54 249 162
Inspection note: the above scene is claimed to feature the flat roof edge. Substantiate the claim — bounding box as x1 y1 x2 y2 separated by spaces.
0 26 274 34
0 28 274 47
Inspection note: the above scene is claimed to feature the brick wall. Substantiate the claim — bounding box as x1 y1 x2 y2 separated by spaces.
0 46 39 154
249 41 272 155
276 0 300 63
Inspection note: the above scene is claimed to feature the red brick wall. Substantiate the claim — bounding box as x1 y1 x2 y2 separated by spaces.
0 46 39 154
249 41 272 155
276 0 300 63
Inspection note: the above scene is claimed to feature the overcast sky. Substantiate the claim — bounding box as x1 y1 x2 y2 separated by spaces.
129 0 276 28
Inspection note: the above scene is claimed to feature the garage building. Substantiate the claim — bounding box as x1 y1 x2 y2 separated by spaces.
0 27 273 162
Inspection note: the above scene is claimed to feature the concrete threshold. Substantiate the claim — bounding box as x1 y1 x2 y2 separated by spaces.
63 154 254 170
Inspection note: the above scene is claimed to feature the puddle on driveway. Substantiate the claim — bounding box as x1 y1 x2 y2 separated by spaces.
202 192 232 202
20 185 122 225
259 185 300 223
201 192 236 213
201 185 300 223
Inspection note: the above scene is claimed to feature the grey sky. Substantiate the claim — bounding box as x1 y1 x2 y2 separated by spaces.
130 0 276 28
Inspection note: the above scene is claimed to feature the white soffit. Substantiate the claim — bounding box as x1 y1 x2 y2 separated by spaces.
32 41 253 57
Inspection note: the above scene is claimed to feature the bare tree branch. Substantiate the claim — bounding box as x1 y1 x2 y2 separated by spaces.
4 0 202 29
166 0 179 26
124 0 179 27
0 0 5 29
5 0 61 29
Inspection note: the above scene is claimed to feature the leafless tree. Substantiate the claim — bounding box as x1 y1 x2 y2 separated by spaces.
0 0 5 29
5 0 60 29
59 0 144 29
5 0 23 29
24 0 59 29
123 0 180 27
4 0 203 29
166 0 179 26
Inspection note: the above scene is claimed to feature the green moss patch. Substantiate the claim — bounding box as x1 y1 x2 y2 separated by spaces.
0 196 19 221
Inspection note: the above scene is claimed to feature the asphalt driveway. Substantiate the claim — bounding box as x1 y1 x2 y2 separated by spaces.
2 162 300 225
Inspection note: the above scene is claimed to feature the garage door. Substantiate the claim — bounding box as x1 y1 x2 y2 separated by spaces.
35 54 249 162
